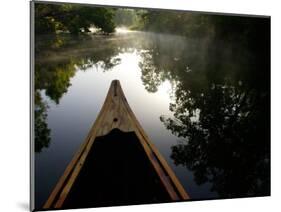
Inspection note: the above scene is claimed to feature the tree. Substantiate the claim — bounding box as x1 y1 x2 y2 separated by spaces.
35 3 116 35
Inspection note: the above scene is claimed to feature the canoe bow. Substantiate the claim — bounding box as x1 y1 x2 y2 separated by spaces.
43 80 189 209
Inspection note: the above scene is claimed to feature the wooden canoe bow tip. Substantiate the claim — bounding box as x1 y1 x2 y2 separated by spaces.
43 80 189 210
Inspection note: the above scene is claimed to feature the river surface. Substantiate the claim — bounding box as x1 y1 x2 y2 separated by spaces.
34 29 270 208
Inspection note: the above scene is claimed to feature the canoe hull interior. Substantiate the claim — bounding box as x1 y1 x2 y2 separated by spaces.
61 128 171 209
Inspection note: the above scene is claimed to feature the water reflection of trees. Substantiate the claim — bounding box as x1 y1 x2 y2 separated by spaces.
35 62 76 104
35 34 135 102
35 91 51 152
161 84 270 197
34 34 128 152
139 23 270 197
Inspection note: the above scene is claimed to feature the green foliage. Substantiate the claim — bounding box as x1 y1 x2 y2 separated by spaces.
35 3 116 35
35 61 76 104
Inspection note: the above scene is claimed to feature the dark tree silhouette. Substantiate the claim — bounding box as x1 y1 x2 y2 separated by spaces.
161 83 270 197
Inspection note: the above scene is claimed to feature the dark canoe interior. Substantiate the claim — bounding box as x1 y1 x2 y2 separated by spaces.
62 128 171 209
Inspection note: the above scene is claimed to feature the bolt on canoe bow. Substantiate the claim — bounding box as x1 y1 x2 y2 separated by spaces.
43 80 189 210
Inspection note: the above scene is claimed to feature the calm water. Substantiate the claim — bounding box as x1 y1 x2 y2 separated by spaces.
34 30 270 208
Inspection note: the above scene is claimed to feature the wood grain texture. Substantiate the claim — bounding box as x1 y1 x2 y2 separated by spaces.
43 80 189 209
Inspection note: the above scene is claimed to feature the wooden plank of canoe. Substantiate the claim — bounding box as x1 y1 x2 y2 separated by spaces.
43 80 189 209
